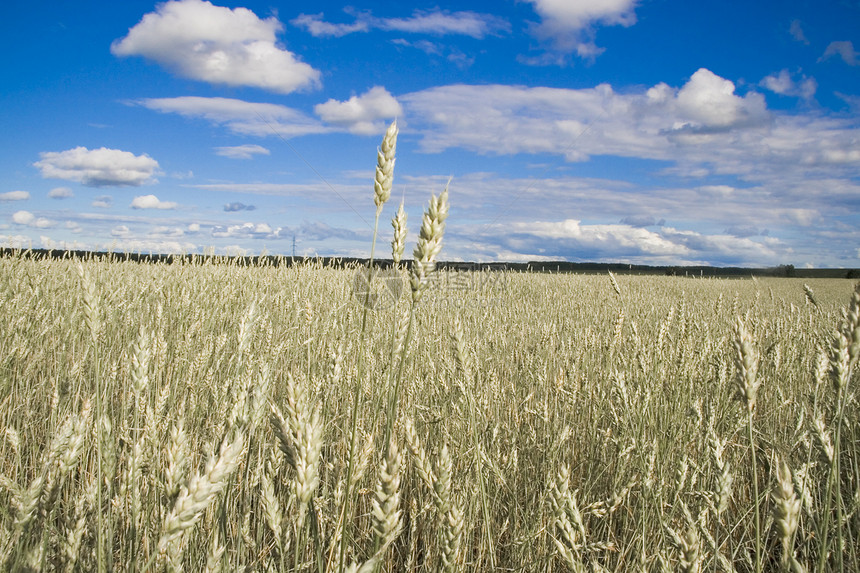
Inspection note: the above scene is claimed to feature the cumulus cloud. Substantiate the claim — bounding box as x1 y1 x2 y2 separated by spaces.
48 187 74 199
215 144 270 159
675 68 768 129
0 191 30 201
524 0 638 58
314 87 403 135
34 147 159 187
111 225 131 238
149 225 185 238
292 9 508 39
760 69 817 100
11 210 54 228
224 202 256 212
131 194 178 209
820 41 859 66
401 68 860 185
136 97 326 138
211 221 283 239
12 211 34 225
92 196 113 208
516 218 685 256
463 217 784 266
112 0 320 93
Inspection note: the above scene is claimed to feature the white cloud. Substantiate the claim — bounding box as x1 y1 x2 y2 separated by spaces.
34 147 159 187
462 216 785 266
675 68 767 129
106 238 197 255
214 144 271 159
137 97 326 138
376 10 509 37
760 69 817 100
149 225 185 238
211 221 283 239
314 87 403 135
140 92 399 137
131 194 178 210
111 225 131 238
292 9 508 39
515 219 685 256
398 68 860 185
112 0 320 93
0 191 30 201
404 70 766 160
48 186 74 199
820 41 859 66
11 210 54 228
290 13 369 37
65 220 83 233
12 211 34 225
188 223 200 233
0 235 33 249
528 0 637 30
92 196 113 208
524 0 638 57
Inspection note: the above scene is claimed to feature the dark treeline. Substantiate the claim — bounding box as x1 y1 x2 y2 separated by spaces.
2 247 858 279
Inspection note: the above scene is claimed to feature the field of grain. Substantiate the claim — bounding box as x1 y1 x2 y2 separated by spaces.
0 250 857 572
1 122 858 572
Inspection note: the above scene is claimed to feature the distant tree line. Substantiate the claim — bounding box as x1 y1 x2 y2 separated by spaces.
1 248 857 279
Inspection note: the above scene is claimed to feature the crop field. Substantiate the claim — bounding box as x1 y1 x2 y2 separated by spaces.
1 123 859 572
0 251 858 572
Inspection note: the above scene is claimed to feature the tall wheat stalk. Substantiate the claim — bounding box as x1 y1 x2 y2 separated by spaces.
340 120 398 572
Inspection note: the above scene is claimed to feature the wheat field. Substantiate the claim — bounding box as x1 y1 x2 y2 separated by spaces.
1 122 858 572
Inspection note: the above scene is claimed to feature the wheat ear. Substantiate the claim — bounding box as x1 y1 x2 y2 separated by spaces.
374 120 398 208
371 440 403 549
772 458 803 572
409 182 450 303
157 429 245 553
391 201 408 265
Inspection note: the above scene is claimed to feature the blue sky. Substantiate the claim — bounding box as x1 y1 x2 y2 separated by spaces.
1 0 859 267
